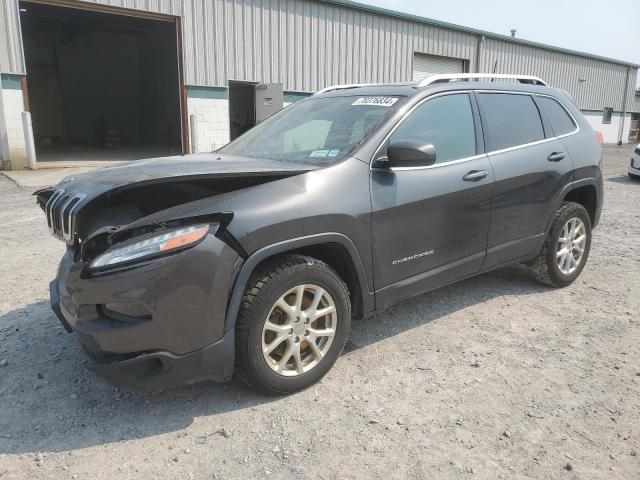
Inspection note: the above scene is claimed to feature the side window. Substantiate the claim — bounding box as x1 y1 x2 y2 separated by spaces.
389 93 476 163
602 107 613 125
537 96 576 136
478 93 544 151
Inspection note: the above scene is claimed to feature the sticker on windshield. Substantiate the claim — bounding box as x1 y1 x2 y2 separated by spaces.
310 150 329 158
351 97 399 107
328 150 340 157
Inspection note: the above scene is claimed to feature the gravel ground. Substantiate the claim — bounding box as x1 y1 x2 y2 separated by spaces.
0 145 639 480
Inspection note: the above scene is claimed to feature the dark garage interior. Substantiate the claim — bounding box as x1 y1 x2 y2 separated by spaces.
20 2 182 162
228 81 257 141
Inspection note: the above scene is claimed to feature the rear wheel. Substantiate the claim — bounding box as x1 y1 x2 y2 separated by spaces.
235 255 351 395
529 202 592 287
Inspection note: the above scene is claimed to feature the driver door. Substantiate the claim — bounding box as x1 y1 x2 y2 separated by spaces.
371 92 494 308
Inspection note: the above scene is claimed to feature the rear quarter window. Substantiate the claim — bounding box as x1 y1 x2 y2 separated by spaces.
478 93 544 151
536 96 577 136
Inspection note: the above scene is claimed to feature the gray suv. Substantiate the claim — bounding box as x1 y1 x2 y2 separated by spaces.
37 74 603 395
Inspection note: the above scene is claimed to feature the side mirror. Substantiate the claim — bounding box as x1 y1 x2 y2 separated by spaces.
385 140 436 168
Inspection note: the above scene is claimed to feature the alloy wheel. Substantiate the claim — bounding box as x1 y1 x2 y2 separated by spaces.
261 284 337 376
556 217 587 275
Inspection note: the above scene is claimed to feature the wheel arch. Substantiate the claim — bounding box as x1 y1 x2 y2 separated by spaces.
224 233 374 332
546 178 598 236
562 182 598 226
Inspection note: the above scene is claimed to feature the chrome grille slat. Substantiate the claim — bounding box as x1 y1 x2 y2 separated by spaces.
52 193 71 234
45 188 85 244
45 189 65 232
61 194 86 242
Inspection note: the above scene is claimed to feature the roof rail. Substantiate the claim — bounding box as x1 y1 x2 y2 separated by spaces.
314 83 392 95
417 73 548 87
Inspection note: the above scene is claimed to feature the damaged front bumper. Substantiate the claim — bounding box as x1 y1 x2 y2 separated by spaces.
85 330 235 391
50 234 241 390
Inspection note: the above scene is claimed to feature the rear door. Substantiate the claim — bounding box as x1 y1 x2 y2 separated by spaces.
476 92 574 268
370 92 494 308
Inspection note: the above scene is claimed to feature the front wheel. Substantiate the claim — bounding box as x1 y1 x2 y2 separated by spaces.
529 201 592 287
234 255 351 395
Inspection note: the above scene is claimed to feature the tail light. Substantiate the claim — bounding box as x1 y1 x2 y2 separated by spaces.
595 131 604 145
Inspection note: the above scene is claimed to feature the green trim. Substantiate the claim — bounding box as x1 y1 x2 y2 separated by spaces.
318 0 639 68
284 91 312 103
187 85 228 100
1 74 23 90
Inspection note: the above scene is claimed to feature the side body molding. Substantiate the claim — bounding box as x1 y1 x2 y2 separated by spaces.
223 233 375 331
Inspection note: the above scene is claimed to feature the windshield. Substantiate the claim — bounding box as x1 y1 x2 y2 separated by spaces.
219 95 403 164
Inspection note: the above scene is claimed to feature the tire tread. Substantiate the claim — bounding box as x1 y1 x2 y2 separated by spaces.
234 254 350 395
529 201 590 287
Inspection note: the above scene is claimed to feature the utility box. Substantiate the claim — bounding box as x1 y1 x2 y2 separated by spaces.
255 83 283 124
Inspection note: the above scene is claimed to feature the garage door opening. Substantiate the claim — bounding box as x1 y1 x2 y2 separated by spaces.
20 1 183 163
412 53 467 81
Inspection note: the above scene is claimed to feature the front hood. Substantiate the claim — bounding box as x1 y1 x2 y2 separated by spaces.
53 153 320 192
35 153 321 246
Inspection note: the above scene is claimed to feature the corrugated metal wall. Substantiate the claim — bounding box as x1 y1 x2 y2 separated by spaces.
179 0 478 91
0 0 637 111
479 38 637 111
0 0 23 74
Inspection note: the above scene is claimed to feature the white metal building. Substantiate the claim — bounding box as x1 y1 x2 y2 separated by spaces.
0 0 638 170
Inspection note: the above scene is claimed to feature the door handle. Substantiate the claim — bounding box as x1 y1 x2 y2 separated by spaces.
462 170 489 181
547 152 566 162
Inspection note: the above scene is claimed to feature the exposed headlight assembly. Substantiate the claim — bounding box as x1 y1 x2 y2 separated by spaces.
90 224 213 270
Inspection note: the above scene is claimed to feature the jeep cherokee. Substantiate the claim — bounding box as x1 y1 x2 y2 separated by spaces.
37 73 603 395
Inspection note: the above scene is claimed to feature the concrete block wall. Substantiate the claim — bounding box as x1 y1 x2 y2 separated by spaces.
0 75 27 170
581 110 632 144
187 98 229 152
187 89 231 153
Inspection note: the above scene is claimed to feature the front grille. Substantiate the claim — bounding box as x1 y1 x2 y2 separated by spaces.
46 189 86 244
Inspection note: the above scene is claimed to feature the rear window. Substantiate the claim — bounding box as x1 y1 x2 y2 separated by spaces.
537 96 576 136
478 93 544 151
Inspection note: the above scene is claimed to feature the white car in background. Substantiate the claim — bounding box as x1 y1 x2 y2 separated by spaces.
630 144 640 180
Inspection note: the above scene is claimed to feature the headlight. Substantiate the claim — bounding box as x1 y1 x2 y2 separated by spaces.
90 224 212 269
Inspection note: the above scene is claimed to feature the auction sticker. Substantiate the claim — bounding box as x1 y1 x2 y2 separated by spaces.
351 97 399 107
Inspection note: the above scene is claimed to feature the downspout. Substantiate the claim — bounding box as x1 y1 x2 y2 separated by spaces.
475 35 485 73
617 66 631 145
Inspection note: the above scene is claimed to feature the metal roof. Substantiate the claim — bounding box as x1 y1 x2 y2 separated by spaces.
319 0 640 68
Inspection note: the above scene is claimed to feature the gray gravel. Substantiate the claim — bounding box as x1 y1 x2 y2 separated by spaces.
1 145 639 479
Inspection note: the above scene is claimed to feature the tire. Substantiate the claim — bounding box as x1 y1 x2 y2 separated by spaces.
529 201 592 288
235 254 351 395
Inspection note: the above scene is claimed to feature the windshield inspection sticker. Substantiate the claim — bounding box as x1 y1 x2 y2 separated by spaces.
352 97 399 107
310 150 329 158
328 150 340 157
